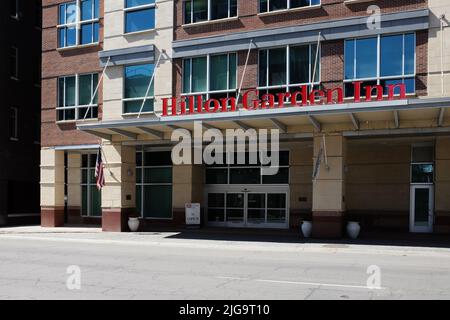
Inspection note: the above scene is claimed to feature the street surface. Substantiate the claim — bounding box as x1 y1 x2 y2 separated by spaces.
0 227 449 299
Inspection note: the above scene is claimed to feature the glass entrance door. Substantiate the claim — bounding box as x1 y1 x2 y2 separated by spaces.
410 185 434 233
206 187 289 228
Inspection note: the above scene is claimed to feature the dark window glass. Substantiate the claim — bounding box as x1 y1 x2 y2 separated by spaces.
208 193 225 208
259 50 267 87
412 164 434 184
269 0 287 11
144 151 172 166
291 0 311 8
183 0 192 24
206 168 228 184
210 0 229 20
268 48 286 86
193 0 208 23
404 33 415 75
290 45 310 84
210 54 228 91
259 0 268 13
126 0 154 6
143 185 172 218
230 168 261 184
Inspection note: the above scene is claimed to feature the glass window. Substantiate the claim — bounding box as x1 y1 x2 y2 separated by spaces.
259 0 319 13
184 0 237 24
183 53 236 99
125 0 155 33
136 151 173 219
344 33 416 97
9 47 18 79
124 64 155 114
57 74 99 121
259 45 319 95
58 0 99 48
9 107 18 140
411 146 434 184
10 0 20 19
205 151 290 185
81 153 102 217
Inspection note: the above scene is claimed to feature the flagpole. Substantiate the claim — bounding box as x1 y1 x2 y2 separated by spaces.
311 32 322 93
83 56 111 120
237 39 254 106
137 50 165 118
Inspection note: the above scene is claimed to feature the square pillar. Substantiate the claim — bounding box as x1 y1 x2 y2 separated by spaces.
435 137 450 234
101 143 136 232
40 148 65 227
312 134 346 238
67 153 82 224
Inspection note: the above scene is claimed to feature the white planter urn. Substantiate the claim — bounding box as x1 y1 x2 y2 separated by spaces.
301 221 312 238
346 221 361 239
128 217 140 232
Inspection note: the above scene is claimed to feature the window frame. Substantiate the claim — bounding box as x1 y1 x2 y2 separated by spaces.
9 107 19 141
136 148 173 220
259 0 321 14
10 46 19 80
205 151 291 185
257 44 321 95
410 143 435 185
10 0 20 20
344 33 417 97
57 0 100 49
122 63 156 115
56 73 99 122
124 0 156 34
183 0 238 25
182 52 238 100
81 152 102 217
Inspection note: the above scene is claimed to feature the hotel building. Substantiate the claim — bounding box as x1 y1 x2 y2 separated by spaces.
41 0 450 237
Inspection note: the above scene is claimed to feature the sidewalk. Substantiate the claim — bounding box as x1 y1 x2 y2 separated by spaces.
0 226 449 257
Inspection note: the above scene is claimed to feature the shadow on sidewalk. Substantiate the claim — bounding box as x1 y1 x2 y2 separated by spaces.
160 227 450 249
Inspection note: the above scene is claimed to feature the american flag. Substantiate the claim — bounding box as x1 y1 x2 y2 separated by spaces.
95 147 106 190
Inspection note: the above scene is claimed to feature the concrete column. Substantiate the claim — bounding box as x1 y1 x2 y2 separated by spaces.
101 142 136 232
171 164 205 225
67 153 82 224
40 148 65 227
312 134 346 238
435 137 450 233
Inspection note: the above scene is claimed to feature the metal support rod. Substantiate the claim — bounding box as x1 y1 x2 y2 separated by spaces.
83 56 111 120
138 50 165 118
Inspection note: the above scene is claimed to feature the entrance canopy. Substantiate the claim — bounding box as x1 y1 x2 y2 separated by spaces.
77 97 450 142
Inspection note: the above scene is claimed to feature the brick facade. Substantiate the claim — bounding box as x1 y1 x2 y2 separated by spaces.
174 0 428 40
41 0 104 148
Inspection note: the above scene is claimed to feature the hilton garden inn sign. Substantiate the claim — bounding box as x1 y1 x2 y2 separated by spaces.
161 81 407 117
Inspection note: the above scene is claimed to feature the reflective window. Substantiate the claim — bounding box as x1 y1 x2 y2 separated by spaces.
58 0 99 48
258 45 319 96
411 146 434 184
344 33 416 97
125 0 156 33
81 153 102 217
259 0 320 13
184 0 237 24
57 73 99 121
136 150 173 219
183 53 237 102
124 64 154 114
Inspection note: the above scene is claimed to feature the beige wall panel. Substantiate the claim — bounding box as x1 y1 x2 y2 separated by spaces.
347 164 410 184
346 184 409 211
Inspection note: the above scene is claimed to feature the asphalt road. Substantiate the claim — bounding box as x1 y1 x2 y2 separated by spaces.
0 228 449 300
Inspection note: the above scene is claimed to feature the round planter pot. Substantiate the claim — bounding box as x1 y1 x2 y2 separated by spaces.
128 217 140 232
301 221 312 238
346 221 361 239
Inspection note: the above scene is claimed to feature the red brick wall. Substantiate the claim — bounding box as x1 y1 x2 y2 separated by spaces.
174 0 428 40
41 0 104 148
